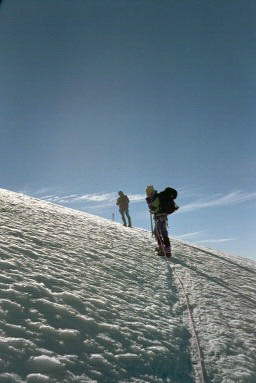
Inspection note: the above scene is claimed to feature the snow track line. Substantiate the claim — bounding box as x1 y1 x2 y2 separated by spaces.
166 258 207 383
153 222 207 382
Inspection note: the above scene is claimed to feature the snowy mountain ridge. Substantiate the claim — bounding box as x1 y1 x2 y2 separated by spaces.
0 188 255 383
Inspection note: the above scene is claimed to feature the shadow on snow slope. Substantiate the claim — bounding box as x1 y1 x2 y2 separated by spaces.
170 241 256 383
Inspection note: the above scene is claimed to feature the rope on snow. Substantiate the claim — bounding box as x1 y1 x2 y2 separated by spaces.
154 223 207 383
169 261 207 383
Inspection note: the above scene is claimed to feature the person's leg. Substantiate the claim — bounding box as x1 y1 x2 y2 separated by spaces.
120 210 127 226
159 217 171 256
154 219 164 250
158 218 169 245
125 209 132 227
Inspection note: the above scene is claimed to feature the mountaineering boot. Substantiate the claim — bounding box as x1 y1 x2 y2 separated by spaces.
155 247 164 256
165 246 172 257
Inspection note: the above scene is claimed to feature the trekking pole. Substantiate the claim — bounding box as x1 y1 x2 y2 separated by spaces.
149 212 154 236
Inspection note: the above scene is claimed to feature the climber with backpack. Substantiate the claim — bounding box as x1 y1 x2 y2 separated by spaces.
145 185 179 257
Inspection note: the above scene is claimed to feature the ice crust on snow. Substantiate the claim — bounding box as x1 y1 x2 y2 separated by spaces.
0 188 255 382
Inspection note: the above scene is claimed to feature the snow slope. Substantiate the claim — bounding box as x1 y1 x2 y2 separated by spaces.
0 188 255 383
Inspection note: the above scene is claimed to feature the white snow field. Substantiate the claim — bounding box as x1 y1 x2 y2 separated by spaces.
0 188 255 383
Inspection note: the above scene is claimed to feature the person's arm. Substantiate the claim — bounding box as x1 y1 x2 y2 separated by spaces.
146 196 152 210
150 197 160 212
146 195 160 213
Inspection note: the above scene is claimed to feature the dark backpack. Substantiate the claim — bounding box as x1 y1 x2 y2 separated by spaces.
158 187 179 215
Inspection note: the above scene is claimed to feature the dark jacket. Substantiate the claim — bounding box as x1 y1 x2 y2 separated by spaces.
116 194 129 211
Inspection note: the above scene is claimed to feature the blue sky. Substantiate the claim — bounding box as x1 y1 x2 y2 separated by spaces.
0 0 255 259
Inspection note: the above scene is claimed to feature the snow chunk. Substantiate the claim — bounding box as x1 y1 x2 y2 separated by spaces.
57 328 80 340
87 297 107 308
0 373 23 382
89 354 112 369
34 298 76 317
26 374 50 383
29 355 64 373
38 324 58 336
116 353 139 361
0 260 16 270
98 322 120 333
0 337 36 356
38 325 79 339
54 292 84 308
0 299 22 312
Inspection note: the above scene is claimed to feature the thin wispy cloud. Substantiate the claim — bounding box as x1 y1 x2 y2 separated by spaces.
74 193 116 203
195 238 236 244
174 232 236 245
180 191 256 213
83 202 116 211
175 231 204 239
21 187 64 198
127 194 145 202
75 193 145 204
39 190 256 215
41 192 145 208
33 188 57 196
41 195 80 204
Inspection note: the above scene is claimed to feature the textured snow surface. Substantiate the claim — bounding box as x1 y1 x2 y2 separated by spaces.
0 188 255 383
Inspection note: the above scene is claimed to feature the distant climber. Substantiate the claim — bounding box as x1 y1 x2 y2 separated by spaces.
146 185 179 257
116 191 132 227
